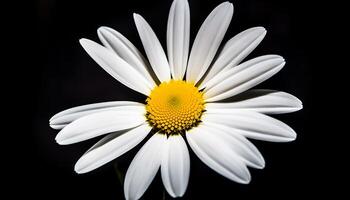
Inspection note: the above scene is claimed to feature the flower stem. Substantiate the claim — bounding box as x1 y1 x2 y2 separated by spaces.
113 162 124 186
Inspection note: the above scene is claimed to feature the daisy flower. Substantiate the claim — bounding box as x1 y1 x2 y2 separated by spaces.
49 0 302 199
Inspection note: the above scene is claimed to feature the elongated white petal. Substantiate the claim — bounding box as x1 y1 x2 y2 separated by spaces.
206 89 302 114
124 133 166 200
187 125 251 184
74 123 152 174
202 111 297 142
50 124 66 129
97 27 156 86
161 135 190 197
56 109 146 145
186 2 233 83
50 101 144 129
200 27 266 88
203 122 265 169
204 55 285 102
134 14 171 82
167 0 190 79
80 39 153 95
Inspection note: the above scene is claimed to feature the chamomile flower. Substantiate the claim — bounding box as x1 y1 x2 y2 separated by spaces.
50 0 302 199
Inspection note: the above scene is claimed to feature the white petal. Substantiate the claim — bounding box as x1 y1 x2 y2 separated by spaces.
187 125 251 184
55 108 146 145
200 27 266 88
97 27 156 86
49 101 143 129
205 89 302 114
167 0 190 79
202 111 297 142
202 122 265 169
75 123 152 174
134 14 171 82
124 133 166 200
50 124 66 129
186 2 233 83
161 135 190 197
80 39 153 95
204 55 285 102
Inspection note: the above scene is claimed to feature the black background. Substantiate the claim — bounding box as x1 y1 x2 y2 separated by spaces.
22 0 338 199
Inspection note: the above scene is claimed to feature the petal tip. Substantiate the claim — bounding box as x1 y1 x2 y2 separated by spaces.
49 115 55 122
294 96 303 108
55 138 64 145
79 38 88 44
55 133 70 145
258 26 266 31
274 55 285 62
290 132 297 141
74 162 86 174
249 26 267 39
219 1 233 11
257 26 266 31
285 130 297 141
97 26 112 42
262 28 267 35
97 26 108 31
49 123 57 129
172 192 185 198
258 27 267 36
225 2 234 11
279 61 286 69
256 161 266 169
296 102 303 111
239 175 251 184
97 26 109 35
274 57 286 69
174 0 189 9
133 13 143 26
133 13 141 20
79 38 92 48
280 60 286 67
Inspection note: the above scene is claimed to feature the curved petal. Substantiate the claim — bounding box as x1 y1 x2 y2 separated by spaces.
75 123 152 174
203 122 265 169
204 55 285 102
167 0 190 80
187 125 251 184
55 108 146 145
205 89 303 114
134 14 171 82
97 27 156 86
186 2 233 83
80 39 153 95
161 135 190 197
124 133 166 200
202 111 297 142
49 101 144 129
200 27 267 88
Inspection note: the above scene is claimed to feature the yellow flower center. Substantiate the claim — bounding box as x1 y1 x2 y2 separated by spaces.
146 80 205 135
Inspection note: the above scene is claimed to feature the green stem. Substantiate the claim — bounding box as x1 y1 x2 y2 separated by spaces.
113 162 124 186
162 189 167 200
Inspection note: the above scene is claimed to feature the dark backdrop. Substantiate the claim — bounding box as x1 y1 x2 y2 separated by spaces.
27 0 332 199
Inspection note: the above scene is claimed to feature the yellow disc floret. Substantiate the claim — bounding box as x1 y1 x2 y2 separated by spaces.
146 80 205 135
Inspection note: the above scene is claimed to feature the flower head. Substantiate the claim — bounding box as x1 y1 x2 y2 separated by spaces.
50 0 302 199
146 80 205 135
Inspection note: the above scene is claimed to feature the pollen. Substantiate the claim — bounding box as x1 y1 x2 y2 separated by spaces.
146 80 205 135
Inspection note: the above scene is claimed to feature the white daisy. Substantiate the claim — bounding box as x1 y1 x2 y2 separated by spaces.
49 0 302 199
